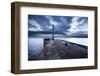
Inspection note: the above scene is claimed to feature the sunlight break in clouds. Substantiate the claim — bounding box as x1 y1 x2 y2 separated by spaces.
28 19 43 31
68 17 88 33
45 16 59 26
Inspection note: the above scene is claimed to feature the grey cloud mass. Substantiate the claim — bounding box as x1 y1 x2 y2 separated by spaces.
28 15 88 35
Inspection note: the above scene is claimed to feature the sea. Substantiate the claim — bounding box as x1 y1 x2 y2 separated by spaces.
28 37 88 55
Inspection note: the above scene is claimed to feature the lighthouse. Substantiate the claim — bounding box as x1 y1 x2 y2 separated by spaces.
52 25 54 40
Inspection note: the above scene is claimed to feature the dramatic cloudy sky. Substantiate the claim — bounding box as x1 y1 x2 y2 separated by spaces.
28 15 88 35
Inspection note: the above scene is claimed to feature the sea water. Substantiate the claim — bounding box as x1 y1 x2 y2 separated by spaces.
28 37 88 56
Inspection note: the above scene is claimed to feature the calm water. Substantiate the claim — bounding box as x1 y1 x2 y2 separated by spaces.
28 38 88 56
56 38 88 46
28 38 43 55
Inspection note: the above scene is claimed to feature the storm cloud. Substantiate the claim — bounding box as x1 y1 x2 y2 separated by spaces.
28 15 88 35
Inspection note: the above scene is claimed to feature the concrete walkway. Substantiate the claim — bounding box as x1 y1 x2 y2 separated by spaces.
42 39 87 60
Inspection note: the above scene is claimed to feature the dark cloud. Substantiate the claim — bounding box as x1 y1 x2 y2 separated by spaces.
28 15 88 35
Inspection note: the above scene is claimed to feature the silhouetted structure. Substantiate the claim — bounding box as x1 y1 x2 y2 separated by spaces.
52 25 54 40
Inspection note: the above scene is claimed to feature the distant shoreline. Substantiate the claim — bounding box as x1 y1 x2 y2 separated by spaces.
28 36 88 38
